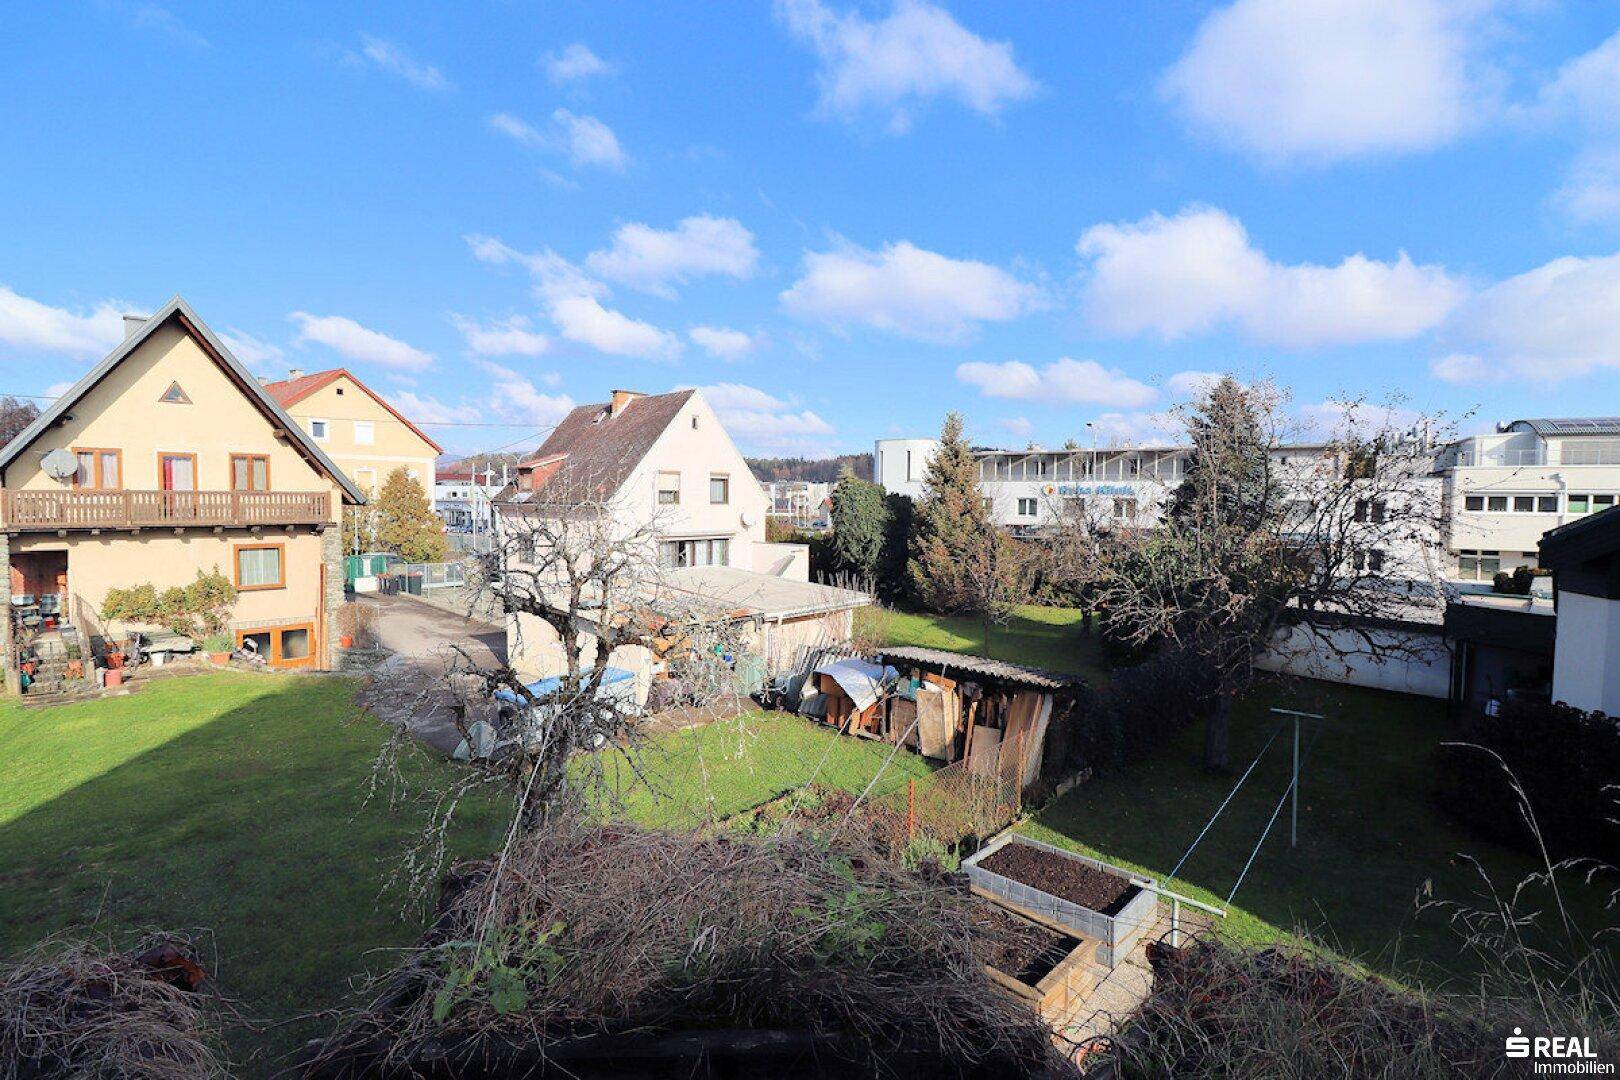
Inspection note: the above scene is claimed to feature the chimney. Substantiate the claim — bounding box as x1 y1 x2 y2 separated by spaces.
122 314 147 340
608 389 642 418
287 367 305 381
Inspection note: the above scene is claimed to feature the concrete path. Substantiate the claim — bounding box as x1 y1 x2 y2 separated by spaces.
354 593 507 755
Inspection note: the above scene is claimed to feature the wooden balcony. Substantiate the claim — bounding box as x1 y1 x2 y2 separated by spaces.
0 489 332 533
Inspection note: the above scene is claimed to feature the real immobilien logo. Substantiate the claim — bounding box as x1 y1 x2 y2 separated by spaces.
1506 1028 1614 1074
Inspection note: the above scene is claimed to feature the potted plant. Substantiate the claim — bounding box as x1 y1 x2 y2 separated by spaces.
204 633 234 665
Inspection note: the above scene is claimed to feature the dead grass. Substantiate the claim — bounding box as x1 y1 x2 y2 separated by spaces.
302 822 1063 1077
0 932 229 1080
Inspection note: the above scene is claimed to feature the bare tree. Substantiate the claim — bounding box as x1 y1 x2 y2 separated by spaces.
359 457 781 868
1049 379 1454 769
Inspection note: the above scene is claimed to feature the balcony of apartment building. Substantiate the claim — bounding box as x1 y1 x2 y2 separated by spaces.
0 449 335 534
1449 441 1620 468
0 488 333 533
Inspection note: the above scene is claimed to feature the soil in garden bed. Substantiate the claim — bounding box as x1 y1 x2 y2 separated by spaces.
972 904 1078 987
978 843 1140 917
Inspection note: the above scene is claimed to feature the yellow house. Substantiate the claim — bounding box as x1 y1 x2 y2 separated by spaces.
0 297 366 685
262 368 442 498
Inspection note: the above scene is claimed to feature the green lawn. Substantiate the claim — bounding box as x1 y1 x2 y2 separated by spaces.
598 711 937 827
859 603 1109 681
0 675 938 1073
0 672 510 1076
1019 678 1616 989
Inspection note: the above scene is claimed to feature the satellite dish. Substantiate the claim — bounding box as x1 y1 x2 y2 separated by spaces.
740 510 757 528
41 448 78 482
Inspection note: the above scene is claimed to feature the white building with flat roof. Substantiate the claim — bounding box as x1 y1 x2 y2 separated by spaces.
880 417 1620 585
1436 418 1620 583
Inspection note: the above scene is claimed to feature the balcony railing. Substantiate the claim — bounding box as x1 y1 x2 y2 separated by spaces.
0 489 332 532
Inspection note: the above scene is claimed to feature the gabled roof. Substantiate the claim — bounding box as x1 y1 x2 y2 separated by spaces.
262 367 444 453
509 390 695 503
0 296 367 505
1512 417 1620 437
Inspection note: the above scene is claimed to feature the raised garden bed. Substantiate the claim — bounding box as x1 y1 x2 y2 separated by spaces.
963 834 1158 968
972 899 1100 1022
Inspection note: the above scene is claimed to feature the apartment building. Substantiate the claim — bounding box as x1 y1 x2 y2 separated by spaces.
0 298 364 682
1436 418 1620 583
263 368 442 498
877 438 1221 533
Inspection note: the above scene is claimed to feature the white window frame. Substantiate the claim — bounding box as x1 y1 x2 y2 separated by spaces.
709 473 729 505
657 471 681 506
354 420 375 445
309 418 329 441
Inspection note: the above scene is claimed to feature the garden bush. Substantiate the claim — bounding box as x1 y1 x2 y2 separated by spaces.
1436 698 1620 862
1062 648 1220 774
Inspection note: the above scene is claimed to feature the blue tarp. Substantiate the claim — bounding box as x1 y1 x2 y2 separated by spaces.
494 666 636 705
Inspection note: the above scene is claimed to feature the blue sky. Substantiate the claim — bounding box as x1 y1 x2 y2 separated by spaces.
4 1 1620 459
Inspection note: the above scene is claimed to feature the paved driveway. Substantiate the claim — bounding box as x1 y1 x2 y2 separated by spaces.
357 593 507 755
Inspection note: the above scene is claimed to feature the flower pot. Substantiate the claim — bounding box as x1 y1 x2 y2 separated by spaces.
209 651 231 665
339 634 354 649
105 668 125 688
105 652 125 671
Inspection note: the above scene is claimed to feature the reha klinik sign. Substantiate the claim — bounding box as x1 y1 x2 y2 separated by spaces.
1043 484 1139 497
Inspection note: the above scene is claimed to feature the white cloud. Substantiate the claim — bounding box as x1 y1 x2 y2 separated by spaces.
356 36 450 91
0 286 126 357
781 239 1041 343
389 391 481 425
466 235 684 362
489 112 546 147
1161 0 1493 164
1537 32 1620 225
956 358 1157 408
1552 150 1620 226
217 327 284 370
1441 252 1620 380
43 381 73 400
689 325 759 360
1165 369 1224 398
552 108 627 170
585 216 759 296
1077 206 1465 348
489 109 629 171
451 314 549 357
685 381 837 455
1428 353 1488 384
477 362 576 428
288 312 434 371
999 416 1033 438
1537 28 1620 133
130 5 210 50
775 0 1037 132
1088 409 1185 447
543 42 615 84
548 294 683 361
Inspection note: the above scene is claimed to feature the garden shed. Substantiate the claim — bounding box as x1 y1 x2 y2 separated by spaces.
870 647 1085 789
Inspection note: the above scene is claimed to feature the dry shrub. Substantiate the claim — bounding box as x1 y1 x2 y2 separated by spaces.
302 823 1064 1078
1107 940 1507 1079
0 933 228 1080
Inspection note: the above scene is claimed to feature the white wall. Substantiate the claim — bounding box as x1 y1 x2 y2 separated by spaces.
873 438 937 500
626 392 769 558
1255 623 1451 699
1553 591 1620 714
